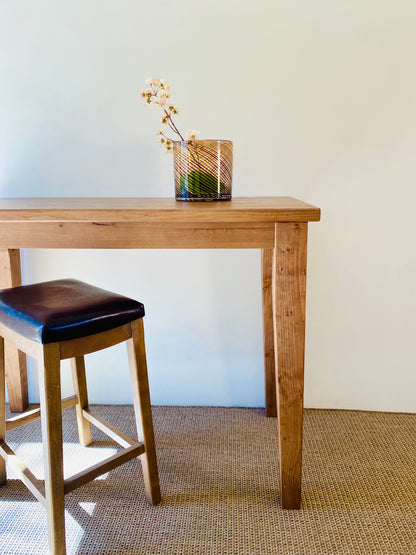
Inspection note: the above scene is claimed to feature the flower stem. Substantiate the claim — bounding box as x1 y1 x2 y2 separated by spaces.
164 109 185 141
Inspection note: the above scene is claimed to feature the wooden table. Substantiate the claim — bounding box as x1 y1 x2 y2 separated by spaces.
0 197 320 509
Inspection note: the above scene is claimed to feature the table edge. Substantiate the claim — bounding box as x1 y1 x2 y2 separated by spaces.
0 197 321 223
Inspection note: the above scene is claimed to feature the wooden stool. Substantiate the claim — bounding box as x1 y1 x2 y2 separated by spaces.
0 279 161 555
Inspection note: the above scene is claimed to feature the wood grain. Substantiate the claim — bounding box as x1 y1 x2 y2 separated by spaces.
5 395 77 431
70 357 92 446
59 323 132 359
0 249 28 412
64 443 145 495
127 319 161 505
261 248 277 417
0 222 275 249
273 222 308 509
0 197 321 223
37 342 66 554
82 408 138 448
0 441 46 504
0 321 43 360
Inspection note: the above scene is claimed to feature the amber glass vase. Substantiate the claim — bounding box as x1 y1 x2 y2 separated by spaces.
173 140 233 201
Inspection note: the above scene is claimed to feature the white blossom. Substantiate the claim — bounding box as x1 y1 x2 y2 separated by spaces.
187 129 198 140
139 77 194 146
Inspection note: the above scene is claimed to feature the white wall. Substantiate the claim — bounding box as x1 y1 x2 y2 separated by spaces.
1 1 415 411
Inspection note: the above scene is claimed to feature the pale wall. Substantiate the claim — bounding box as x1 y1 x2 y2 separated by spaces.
1 1 415 411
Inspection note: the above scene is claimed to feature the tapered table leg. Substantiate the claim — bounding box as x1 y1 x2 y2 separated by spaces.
0 249 28 412
262 248 277 417
273 222 308 509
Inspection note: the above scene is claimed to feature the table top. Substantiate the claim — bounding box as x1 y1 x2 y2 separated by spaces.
0 197 320 223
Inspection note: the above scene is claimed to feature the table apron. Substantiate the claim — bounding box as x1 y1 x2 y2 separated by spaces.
0 221 279 249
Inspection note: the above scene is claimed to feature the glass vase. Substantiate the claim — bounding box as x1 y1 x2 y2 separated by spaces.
173 140 233 201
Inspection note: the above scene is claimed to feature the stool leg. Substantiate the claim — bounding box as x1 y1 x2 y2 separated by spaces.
0 337 6 485
127 319 161 505
38 343 66 555
70 357 92 446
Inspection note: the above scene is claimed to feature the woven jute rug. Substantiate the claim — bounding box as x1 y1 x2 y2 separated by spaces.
1 405 416 554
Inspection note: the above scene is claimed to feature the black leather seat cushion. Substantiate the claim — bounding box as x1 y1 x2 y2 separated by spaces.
0 279 145 344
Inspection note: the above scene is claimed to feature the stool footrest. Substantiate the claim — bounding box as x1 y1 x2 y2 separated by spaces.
6 395 78 431
0 441 46 506
0 438 145 500
64 442 145 494
82 408 138 448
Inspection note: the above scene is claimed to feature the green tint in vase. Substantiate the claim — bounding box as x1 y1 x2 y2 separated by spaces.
173 140 233 201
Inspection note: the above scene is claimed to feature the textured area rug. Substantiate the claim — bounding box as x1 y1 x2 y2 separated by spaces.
1 406 416 554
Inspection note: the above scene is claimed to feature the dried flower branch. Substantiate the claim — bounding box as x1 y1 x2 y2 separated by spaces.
139 78 198 152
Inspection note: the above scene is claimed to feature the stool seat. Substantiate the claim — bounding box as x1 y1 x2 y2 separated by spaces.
0 278 145 344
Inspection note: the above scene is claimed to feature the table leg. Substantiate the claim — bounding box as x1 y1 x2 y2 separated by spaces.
261 248 277 417
273 222 308 509
0 249 29 412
